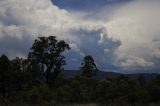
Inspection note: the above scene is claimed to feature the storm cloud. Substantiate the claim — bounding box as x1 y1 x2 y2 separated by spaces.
0 0 160 72
104 0 160 70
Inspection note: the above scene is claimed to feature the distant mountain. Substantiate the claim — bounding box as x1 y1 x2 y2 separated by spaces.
61 70 159 80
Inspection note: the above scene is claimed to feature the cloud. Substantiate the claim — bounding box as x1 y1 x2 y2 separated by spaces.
68 0 160 71
0 0 160 72
152 49 160 59
0 0 70 55
120 55 154 70
0 35 32 59
0 0 120 71
65 27 121 70
101 0 160 70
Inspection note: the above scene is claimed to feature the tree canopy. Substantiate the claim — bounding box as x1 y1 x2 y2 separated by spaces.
28 36 70 83
80 55 99 78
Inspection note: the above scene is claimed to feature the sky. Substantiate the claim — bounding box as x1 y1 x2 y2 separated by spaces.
0 0 160 73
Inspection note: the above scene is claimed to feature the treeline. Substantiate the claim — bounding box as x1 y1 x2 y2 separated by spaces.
0 36 160 106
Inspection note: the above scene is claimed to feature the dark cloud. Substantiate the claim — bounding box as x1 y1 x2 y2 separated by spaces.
0 35 33 58
65 28 121 70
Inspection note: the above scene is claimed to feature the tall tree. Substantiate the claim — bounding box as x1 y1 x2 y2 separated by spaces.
28 36 70 83
80 55 98 78
0 55 13 97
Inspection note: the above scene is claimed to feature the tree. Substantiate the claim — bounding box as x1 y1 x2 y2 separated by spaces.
11 57 41 88
149 75 160 103
11 57 26 89
80 55 98 78
28 36 70 83
0 55 13 97
137 75 146 87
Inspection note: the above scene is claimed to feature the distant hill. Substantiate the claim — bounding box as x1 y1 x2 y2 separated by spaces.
61 70 159 80
126 73 159 80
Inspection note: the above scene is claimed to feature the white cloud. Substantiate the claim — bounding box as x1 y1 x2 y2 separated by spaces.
0 0 119 70
120 55 154 70
102 0 160 69
152 49 160 59
0 0 75 57
0 0 160 72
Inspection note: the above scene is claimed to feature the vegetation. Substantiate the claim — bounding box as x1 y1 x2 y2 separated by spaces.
0 36 160 106
28 36 70 83
80 55 98 78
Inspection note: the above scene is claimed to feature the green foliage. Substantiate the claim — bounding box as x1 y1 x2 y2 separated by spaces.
148 75 160 103
26 84 53 104
0 55 13 97
0 36 160 105
28 36 70 83
80 55 98 78
95 80 110 103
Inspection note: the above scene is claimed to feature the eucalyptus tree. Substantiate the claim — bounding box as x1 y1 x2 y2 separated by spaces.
28 36 70 83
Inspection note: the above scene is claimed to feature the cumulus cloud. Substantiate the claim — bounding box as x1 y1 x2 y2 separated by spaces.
0 0 72 57
101 0 160 70
65 28 121 70
0 0 120 71
0 0 160 72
